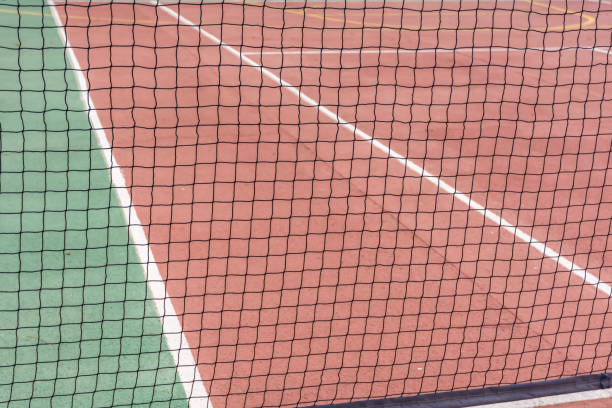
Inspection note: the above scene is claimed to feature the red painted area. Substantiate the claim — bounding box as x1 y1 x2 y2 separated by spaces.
547 397 612 408
56 1 611 407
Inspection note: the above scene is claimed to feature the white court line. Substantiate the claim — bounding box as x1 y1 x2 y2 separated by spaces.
47 2 212 407
594 46 612 56
477 387 612 408
242 46 605 55
158 1 611 298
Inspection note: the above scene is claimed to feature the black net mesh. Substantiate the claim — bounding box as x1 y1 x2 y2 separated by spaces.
1 1 611 407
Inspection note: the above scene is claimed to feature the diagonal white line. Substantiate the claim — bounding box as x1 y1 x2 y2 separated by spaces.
244 47 516 55
157 1 611 298
243 45 612 56
47 1 212 407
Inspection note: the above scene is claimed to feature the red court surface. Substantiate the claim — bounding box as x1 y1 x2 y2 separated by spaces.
55 1 611 407
553 397 612 408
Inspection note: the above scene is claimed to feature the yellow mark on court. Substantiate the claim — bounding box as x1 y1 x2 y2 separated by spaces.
529 0 595 31
0 7 53 18
237 0 596 33
0 1 600 33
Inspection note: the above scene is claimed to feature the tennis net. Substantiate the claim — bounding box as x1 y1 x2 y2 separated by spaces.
1 0 611 407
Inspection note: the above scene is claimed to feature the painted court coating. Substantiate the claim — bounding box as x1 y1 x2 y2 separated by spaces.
1 1 611 407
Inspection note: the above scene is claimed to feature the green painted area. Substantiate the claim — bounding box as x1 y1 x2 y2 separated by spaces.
0 2 188 407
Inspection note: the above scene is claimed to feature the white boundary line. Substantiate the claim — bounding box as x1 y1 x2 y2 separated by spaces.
594 46 612 56
47 2 211 407
157 1 611 297
476 387 612 408
242 45 611 56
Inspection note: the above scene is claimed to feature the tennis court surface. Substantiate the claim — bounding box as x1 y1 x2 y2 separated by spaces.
1 0 611 407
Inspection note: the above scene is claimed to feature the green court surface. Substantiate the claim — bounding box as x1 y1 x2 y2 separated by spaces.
0 3 187 407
